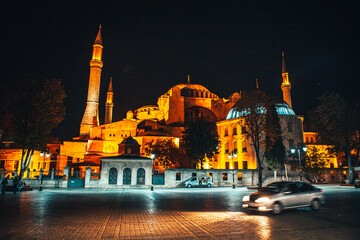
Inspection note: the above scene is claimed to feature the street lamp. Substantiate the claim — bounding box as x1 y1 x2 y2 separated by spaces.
290 144 307 181
150 153 155 191
227 150 237 189
39 151 50 191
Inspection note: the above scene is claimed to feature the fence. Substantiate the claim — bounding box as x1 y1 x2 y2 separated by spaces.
1 168 64 188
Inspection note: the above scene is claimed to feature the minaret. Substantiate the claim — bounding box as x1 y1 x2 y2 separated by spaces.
80 25 103 136
281 51 292 108
105 77 114 124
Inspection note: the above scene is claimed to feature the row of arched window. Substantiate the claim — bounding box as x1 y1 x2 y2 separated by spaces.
108 167 146 185
223 126 247 137
181 89 217 98
305 137 316 144
223 140 247 154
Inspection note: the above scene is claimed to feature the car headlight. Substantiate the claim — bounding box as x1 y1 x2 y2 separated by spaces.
255 197 270 203
242 195 250 202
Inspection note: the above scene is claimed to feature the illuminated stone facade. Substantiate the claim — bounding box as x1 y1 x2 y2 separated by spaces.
0 28 339 179
303 132 338 168
216 103 304 171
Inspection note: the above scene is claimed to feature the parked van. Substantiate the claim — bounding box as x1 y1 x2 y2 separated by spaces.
185 176 213 188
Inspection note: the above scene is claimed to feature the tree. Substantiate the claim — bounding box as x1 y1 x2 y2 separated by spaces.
234 90 276 187
264 101 285 175
0 83 13 144
302 146 330 183
144 139 190 168
181 118 219 169
10 75 66 187
310 92 360 184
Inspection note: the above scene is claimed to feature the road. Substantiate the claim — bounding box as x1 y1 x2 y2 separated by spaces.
0 185 359 239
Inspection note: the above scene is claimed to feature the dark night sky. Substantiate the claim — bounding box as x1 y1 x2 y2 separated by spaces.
2 1 359 140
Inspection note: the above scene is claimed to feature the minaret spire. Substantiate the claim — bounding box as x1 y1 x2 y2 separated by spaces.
105 77 114 124
80 25 104 137
282 51 286 73
187 74 190 84
256 78 259 89
281 51 292 108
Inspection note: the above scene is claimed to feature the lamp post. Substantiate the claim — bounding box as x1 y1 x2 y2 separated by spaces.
150 153 155 191
290 143 307 181
39 151 50 191
227 150 237 189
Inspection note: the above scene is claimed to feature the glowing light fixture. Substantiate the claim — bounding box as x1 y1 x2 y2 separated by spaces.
255 197 270 203
242 195 250 202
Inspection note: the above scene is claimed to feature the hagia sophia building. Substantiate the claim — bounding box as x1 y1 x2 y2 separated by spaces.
0 26 338 177
57 25 312 174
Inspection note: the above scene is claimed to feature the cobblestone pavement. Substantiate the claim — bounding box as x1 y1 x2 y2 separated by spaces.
1 185 359 239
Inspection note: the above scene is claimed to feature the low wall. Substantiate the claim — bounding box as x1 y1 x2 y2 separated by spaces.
2 168 351 189
21 179 62 188
164 169 259 187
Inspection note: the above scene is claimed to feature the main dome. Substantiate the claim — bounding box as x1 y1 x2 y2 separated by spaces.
226 102 295 120
167 83 219 99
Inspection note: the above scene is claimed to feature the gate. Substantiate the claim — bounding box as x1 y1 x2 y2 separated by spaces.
68 171 85 188
123 168 132 185
109 167 118 185
152 173 165 185
137 168 145 185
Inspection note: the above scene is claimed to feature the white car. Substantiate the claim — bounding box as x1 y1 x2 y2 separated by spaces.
185 176 214 188
242 181 325 214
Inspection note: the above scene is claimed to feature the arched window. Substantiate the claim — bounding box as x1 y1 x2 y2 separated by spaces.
224 128 228 137
108 167 117 185
104 144 116 153
225 142 229 154
233 126 237 135
242 140 247 152
123 168 132 185
137 168 145 185
234 141 238 152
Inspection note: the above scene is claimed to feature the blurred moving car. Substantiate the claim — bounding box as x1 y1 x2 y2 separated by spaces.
185 176 213 188
242 181 324 214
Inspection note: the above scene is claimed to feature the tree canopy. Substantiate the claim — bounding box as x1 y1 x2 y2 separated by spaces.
264 101 285 172
310 92 360 184
302 146 330 183
145 139 192 169
181 118 219 169
9 75 66 185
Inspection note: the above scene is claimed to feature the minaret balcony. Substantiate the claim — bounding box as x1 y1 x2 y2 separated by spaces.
89 60 103 68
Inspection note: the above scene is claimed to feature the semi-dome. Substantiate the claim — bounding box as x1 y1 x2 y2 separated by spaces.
226 102 295 120
135 105 159 112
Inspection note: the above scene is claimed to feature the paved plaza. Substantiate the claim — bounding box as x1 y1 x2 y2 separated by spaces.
1 185 360 239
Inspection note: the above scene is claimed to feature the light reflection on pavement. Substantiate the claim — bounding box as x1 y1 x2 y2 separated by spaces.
0 186 359 239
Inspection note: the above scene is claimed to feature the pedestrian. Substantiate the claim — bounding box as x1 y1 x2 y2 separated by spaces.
1 176 8 195
13 176 18 194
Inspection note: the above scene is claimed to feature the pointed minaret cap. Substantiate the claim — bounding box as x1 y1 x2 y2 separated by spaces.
282 51 286 73
108 77 113 92
187 74 190 84
94 24 102 46
256 78 259 89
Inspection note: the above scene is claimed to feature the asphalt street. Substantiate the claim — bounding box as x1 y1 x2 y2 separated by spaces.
0 185 359 239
